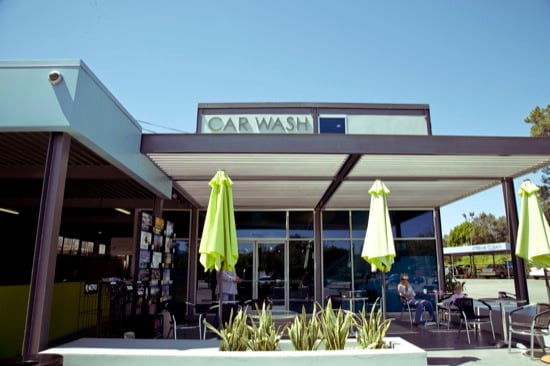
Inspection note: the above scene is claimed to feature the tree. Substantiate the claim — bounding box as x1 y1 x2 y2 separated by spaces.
444 212 508 247
471 213 508 244
524 105 550 221
445 221 470 247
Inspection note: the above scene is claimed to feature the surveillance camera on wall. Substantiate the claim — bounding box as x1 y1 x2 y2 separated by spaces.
48 71 63 85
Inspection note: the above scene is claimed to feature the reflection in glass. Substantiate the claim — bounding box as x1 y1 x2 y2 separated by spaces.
289 240 314 312
323 239 351 304
322 211 350 238
289 211 314 238
235 211 286 238
351 210 368 239
392 211 434 238
173 240 189 302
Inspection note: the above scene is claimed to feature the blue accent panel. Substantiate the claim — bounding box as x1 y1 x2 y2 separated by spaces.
319 117 346 134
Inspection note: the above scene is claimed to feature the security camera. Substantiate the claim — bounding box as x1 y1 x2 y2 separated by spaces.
48 71 63 85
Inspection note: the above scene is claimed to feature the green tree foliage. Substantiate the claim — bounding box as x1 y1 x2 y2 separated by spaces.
472 213 508 244
445 221 470 247
525 104 550 221
444 212 508 247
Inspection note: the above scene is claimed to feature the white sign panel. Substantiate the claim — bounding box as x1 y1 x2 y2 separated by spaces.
201 114 314 134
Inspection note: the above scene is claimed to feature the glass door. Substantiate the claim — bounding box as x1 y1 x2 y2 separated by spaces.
235 240 288 309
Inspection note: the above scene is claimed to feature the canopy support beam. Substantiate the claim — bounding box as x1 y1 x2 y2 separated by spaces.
502 177 528 302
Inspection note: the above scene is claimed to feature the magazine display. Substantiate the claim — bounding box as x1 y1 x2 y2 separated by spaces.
134 211 175 313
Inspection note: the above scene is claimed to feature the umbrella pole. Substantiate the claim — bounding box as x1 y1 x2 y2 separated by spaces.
217 270 223 329
545 269 550 303
381 272 386 321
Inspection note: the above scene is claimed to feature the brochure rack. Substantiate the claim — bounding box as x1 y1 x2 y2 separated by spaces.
134 211 175 316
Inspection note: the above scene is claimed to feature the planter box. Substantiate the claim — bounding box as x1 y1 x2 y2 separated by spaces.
43 337 427 366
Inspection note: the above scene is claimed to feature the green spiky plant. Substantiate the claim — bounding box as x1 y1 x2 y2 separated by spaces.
286 303 322 351
204 307 250 351
247 302 284 351
318 298 354 350
355 298 393 349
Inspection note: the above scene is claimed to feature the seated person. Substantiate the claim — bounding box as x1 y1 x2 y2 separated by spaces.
442 283 465 308
397 273 435 325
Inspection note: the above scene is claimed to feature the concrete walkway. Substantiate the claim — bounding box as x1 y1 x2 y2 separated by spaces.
428 347 542 365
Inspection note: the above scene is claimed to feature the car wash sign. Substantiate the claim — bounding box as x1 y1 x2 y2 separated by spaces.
201 114 314 134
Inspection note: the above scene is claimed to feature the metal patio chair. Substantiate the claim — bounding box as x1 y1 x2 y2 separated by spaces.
508 302 550 360
454 297 495 344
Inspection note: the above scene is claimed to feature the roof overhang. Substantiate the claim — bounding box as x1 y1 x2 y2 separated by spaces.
0 60 172 200
142 133 550 210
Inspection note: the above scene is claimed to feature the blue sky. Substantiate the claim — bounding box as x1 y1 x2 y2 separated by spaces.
1 0 549 235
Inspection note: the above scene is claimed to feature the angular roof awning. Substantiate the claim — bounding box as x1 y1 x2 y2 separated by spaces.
142 133 550 210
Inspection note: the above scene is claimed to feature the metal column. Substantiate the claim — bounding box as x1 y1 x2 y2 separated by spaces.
22 132 71 356
502 178 529 302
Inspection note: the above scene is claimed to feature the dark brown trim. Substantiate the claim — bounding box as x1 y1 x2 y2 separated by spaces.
142 134 550 156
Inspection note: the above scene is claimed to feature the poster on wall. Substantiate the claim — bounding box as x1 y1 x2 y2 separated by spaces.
162 269 171 283
153 217 164 235
139 250 151 268
138 269 150 282
151 251 162 268
141 212 152 231
164 237 172 253
140 231 152 249
166 221 174 237
164 252 172 266
153 234 163 251
161 284 170 301
151 269 161 284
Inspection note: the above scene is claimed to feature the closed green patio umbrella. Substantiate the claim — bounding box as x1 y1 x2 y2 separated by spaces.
515 179 550 268
199 170 239 325
361 180 396 320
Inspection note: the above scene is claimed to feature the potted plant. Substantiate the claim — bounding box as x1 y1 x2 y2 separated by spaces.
247 303 284 351
317 298 354 350
286 303 322 351
204 303 284 351
355 299 393 349
204 306 249 351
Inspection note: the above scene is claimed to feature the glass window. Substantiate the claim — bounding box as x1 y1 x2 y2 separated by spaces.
200 211 287 238
323 239 352 302
289 240 314 312
322 211 350 238
384 239 437 312
235 211 286 238
173 240 189 302
63 237 79 255
289 211 314 238
351 211 368 238
392 211 434 238
162 210 190 238
352 239 371 290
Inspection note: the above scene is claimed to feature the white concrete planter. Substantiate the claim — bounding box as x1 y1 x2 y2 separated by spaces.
44 337 427 366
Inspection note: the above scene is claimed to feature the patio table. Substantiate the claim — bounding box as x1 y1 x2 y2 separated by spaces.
478 296 526 348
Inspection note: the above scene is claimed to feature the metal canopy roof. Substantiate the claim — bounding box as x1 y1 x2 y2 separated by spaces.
4 131 549 214
142 133 550 210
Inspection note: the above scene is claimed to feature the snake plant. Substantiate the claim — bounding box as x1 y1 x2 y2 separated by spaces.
204 307 250 351
318 298 353 350
287 303 321 351
247 302 284 351
355 299 393 349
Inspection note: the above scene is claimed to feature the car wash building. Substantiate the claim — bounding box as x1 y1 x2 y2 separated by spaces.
1 60 550 357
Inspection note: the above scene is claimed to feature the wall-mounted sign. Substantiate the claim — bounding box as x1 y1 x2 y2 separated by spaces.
201 114 314 134
84 282 98 294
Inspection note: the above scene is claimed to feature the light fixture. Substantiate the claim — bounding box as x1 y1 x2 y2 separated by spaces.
48 70 63 85
114 208 131 215
0 207 20 215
